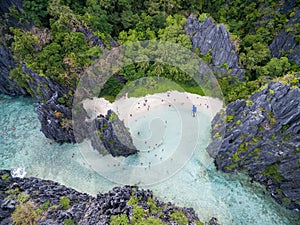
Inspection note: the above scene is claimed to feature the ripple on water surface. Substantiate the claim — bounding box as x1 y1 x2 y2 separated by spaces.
0 95 299 225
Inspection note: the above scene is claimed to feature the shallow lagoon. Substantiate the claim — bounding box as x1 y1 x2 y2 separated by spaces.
1 95 300 225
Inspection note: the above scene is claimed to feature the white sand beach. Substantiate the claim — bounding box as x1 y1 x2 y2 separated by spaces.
81 91 224 185
82 90 224 122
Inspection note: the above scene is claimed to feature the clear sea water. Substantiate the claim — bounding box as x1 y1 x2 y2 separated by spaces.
1 95 300 225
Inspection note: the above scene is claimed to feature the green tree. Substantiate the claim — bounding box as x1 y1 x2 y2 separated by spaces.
60 196 70 210
11 201 39 225
110 214 129 225
9 28 40 62
258 57 291 77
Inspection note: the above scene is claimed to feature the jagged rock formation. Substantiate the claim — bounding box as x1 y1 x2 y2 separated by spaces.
22 66 136 157
207 82 300 211
270 7 300 64
92 110 138 157
0 0 116 144
21 65 77 143
184 15 244 79
0 47 26 96
0 170 215 225
0 0 28 96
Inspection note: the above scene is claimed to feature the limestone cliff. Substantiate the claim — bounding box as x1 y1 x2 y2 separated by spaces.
92 110 138 157
185 15 244 79
208 82 300 211
270 6 300 64
0 170 217 225
0 0 27 96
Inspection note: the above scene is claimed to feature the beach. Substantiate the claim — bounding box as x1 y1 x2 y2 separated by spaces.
81 91 224 184
82 90 224 123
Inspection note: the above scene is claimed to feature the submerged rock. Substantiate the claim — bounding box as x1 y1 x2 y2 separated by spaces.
185 15 244 79
0 170 210 225
92 109 138 157
208 82 300 211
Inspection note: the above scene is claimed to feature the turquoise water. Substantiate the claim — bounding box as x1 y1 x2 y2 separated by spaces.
1 95 300 224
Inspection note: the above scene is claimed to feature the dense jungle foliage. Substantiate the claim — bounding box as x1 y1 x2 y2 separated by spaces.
3 0 300 103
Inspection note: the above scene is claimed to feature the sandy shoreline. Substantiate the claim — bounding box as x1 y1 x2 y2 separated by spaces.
81 91 224 185
82 91 224 122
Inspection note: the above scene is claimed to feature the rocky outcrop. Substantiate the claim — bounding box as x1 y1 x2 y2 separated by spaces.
270 7 300 64
0 46 26 96
185 15 244 79
0 170 212 225
21 64 76 143
207 82 300 211
0 0 28 96
22 64 137 156
92 110 138 157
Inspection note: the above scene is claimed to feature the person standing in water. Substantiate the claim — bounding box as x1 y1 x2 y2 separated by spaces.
192 105 197 117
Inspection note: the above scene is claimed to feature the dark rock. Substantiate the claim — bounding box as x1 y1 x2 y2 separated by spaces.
185 15 244 79
0 171 210 224
209 217 221 225
270 7 300 64
21 65 76 143
0 0 32 96
92 109 138 157
208 82 300 211
0 44 27 97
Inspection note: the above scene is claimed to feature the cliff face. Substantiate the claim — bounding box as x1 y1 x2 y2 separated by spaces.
0 170 216 225
184 15 244 79
0 46 26 96
21 65 76 143
92 110 138 157
0 0 27 96
270 7 300 64
208 82 300 211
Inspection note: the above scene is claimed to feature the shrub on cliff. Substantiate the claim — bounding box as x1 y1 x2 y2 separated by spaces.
11 201 39 225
